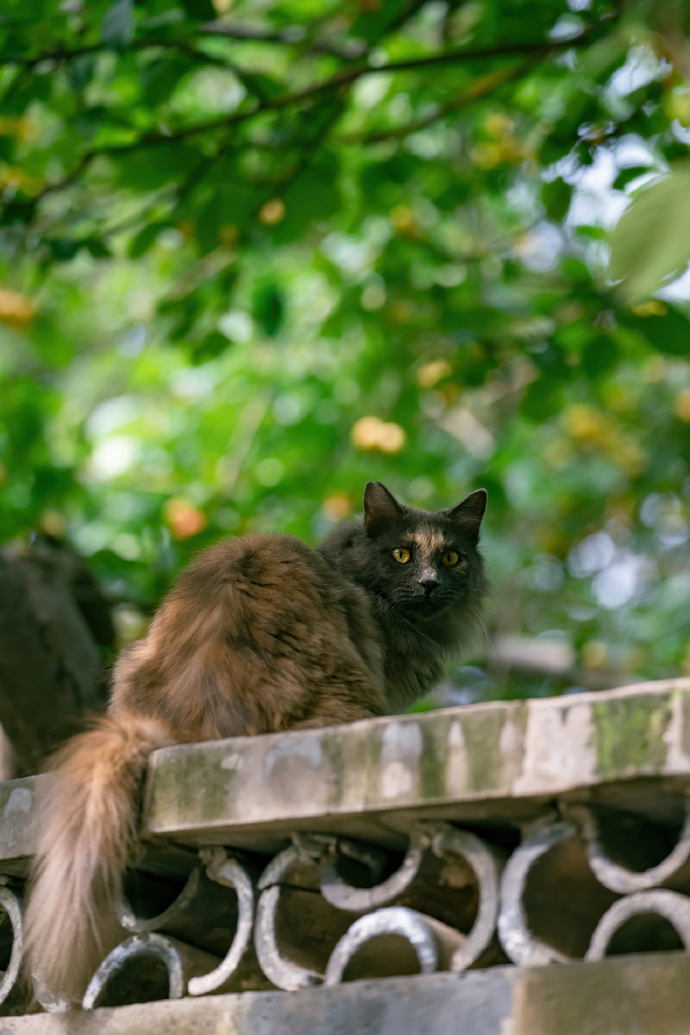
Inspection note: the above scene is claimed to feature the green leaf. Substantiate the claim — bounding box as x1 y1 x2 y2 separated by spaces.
609 163 690 304
576 225 608 240
141 55 199 106
541 178 572 222
83 237 112 259
44 238 81 262
196 182 264 251
521 374 563 421
612 166 652 191
242 73 284 101
101 0 135 47
619 307 690 357
128 222 168 259
191 330 232 363
284 156 340 225
115 146 200 191
561 258 592 282
67 55 98 92
179 0 217 19
349 0 410 43
252 281 284 337
582 335 619 377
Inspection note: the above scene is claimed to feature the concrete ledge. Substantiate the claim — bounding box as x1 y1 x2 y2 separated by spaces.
2 680 690 868
144 679 690 851
2 683 690 1025
2 953 689 1034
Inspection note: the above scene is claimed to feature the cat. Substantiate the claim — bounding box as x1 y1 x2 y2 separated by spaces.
24 481 488 1000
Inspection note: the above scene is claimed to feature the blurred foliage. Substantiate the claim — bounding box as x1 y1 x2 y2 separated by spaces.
1 0 690 699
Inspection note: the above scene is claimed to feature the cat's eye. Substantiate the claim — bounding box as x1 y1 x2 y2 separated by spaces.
441 550 460 567
392 547 411 563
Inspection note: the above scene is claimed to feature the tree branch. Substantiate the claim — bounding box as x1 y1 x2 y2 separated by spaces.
359 32 591 76
19 30 594 207
1 27 590 80
342 54 543 145
198 19 365 59
0 36 259 76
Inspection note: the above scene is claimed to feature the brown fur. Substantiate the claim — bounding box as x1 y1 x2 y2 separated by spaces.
24 713 174 998
25 534 387 1000
25 488 487 1001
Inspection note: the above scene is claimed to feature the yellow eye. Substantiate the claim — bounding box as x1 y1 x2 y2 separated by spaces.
441 550 460 567
392 547 411 563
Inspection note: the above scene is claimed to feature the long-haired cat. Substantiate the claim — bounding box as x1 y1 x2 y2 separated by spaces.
25 481 488 999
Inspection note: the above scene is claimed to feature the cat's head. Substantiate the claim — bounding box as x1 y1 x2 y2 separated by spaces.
359 481 487 616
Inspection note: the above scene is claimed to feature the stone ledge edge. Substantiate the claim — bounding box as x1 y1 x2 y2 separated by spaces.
0 953 688 1035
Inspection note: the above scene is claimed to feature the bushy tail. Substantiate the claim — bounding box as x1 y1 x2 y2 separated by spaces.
24 712 174 1001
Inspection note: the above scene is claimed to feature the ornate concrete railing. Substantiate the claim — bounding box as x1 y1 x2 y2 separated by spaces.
1 678 690 1032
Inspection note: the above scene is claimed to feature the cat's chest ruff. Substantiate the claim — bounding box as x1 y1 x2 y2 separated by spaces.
377 609 445 711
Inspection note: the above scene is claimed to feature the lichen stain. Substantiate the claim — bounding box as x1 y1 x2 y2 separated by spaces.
146 747 231 830
464 710 510 793
593 695 670 778
665 688 690 774
683 689 690 762
379 722 422 800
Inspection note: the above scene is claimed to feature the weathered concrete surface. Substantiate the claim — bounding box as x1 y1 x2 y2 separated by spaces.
2 680 690 867
0 776 40 873
144 679 690 851
511 951 690 1034
0 776 194 880
2 953 690 1034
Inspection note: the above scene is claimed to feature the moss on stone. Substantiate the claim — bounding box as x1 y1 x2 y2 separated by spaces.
681 689 690 762
419 721 447 800
463 710 507 793
143 688 689 838
592 695 670 779
149 745 231 828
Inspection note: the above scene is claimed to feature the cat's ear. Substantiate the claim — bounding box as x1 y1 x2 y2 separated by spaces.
448 489 487 545
363 482 404 536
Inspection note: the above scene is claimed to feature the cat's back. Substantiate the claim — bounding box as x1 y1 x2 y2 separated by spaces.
174 531 337 609
147 530 376 674
113 530 386 737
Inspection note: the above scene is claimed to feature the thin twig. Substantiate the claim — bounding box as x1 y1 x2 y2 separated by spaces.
1 36 253 72
22 31 593 205
342 54 543 144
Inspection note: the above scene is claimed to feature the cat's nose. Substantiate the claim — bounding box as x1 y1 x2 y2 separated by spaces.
418 573 439 595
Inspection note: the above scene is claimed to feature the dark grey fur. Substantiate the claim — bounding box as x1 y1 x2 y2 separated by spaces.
320 482 489 712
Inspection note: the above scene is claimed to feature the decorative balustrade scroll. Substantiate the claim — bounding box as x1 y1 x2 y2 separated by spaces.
3 802 690 1014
